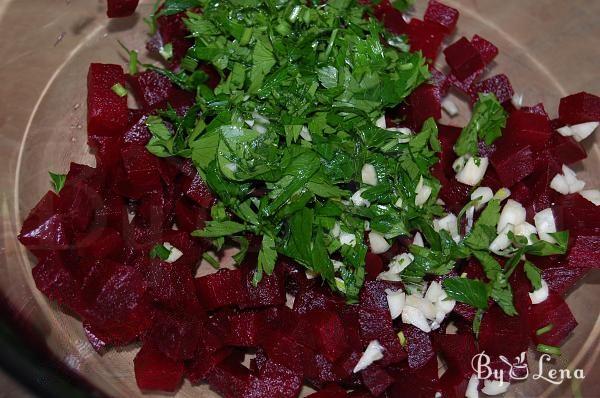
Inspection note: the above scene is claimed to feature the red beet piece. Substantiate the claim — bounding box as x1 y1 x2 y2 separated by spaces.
224 310 263 347
387 357 440 398
365 252 384 281
438 174 472 214
490 144 535 187
31 252 82 311
240 262 286 308
504 109 553 150
156 11 194 66
134 342 184 392
304 351 342 388
57 179 100 233
195 269 244 310
246 359 303 398
360 280 404 312
447 69 483 95
88 135 122 170
361 365 394 396
309 310 349 363
526 165 559 216
186 347 231 383
93 191 128 231
182 173 216 208
307 384 348 398
470 74 514 104
542 266 589 296
120 144 163 197
373 0 409 36
404 84 442 130
553 194 600 234
403 325 435 370
106 0 139 18
434 333 477 378
293 284 345 315
87 64 128 137
358 307 406 366
146 311 201 361
428 66 449 96
136 190 177 231
76 227 123 259
406 19 447 61
568 235 600 269
207 356 254 397
443 37 485 81
122 114 151 145
558 92 600 125
548 134 587 165
424 0 459 33
127 70 173 110
471 34 498 65
145 260 202 314
529 293 577 346
262 331 308 374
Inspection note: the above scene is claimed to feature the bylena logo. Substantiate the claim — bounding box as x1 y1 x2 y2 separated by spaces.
472 351 585 385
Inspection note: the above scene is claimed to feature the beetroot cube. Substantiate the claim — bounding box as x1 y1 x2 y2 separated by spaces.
360 280 404 312
137 191 176 231
548 134 587 165
428 66 449 95
88 135 122 170
224 311 263 347
490 144 535 187
504 109 553 150
120 144 163 195
195 269 244 310
134 342 184 392
246 360 303 398
145 261 202 315
373 0 409 36
553 194 600 234
406 19 447 61
146 312 201 361
443 37 485 81
32 252 82 311
470 34 498 65
127 71 173 110
57 180 101 232
304 351 341 387
439 178 472 214
307 384 348 398
76 227 123 259
186 347 231 383
403 325 435 370
433 333 477 377
405 84 442 130
183 173 216 208
87 64 128 137
122 114 151 145
262 331 308 374
568 236 600 269
529 293 577 346
361 365 394 396
542 266 589 296
358 307 406 366
386 358 440 397
447 69 483 95
107 0 139 18
558 92 600 125
293 285 345 315
93 192 127 231
365 252 383 281
471 74 514 104
310 310 349 363
479 304 529 360
241 264 286 308
424 0 459 33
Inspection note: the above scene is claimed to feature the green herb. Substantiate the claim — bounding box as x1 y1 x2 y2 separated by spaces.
111 83 128 97
49 172 67 193
443 277 489 310
160 43 174 61
472 308 484 337
536 324 554 336
524 260 543 290
149 243 171 261
537 344 561 356
454 93 507 156
202 252 221 269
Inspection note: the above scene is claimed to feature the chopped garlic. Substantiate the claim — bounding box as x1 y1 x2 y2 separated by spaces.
224 162 238 173
433 213 460 243
529 279 549 304
394 197 404 208
551 165 585 194
489 225 513 254
513 222 537 245
533 208 557 243
385 289 406 319
299 126 312 141
498 199 526 233
570 121 598 142
331 222 341 238
465 374 480 398
511 93 524 109
493 187 511 202
580 189 600 206
471 186 494 209
163 242 183 263
339 231 356 247
415 176 432 207
482 379 510 396
556 125 573 137
402 305 432 333
413 232 424 247
361 163 378 186
456 156 489 186
369 231 390 254
388 253 415 274
351 188 371 207
441 98 459 117
375 115 387 129
353 340 385 373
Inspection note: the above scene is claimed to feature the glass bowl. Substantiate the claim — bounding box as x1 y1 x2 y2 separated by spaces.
0 0 598 397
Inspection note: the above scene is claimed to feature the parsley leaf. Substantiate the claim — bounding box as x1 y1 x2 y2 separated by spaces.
192 220 247 238
443 277 489 310
149 244 171 261
524 260 543 290
49 172 67 194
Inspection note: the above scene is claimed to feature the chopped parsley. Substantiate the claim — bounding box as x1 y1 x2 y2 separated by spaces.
49 172 67 194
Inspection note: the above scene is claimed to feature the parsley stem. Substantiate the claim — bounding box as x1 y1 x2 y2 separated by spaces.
537 344 561 356
536 324 554 336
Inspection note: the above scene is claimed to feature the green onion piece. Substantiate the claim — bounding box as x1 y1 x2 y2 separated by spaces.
536 323 554 336
159 43 173 61
111 83 128 97
128 50 139 75
181 56 198 72
202 252 221 269
537 344 561 356
240 27 253 46
397 331 407 347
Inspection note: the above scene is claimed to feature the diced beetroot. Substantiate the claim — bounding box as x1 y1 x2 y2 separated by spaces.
87 63 128 137
57 180 101 232
373 0 409 36
424 0 459 33
360 280 404 312
433 333 477 378
404 84 442 130
262 331 308 374
182 173 216 208
443 37 485 81
88 135 122 170
224 310 263 347
542 266 589 296
439 178 472 214
360 365 394 396
207 357 254 397
406 19 447 61
168 88 196 115
526 165 560 216
146 311 201 361
309 310 349 363
553 194 600 234
106 0 139 18
523 103 549 117
428 67 449 95
307 384 348 398
31 252 82 311
122 114 151 145
503 109 553 150
195 269 244 310
174 198 208 233
246 359 303 398
438 370 470 398
548 134 587 165
304 351 341 388
293 285 345 315
558 92 600 125
447 69 483 95
127 71 173 111
529 293 577 346
470 34 498 65
134 342 184 392
358 307 406 366
136 191 177 231
568 235 600 269
93 191 128 231
453 302 477 322
365 252 384 281
470 74 514 104
186 347 231 383
510 182 532 207
76 227 123 259
403 325 435 370
386 357 440 398
156 11 194 66
145 260 202 314
121 144 163 195
240 261 286 308
490 144 535 187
